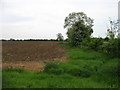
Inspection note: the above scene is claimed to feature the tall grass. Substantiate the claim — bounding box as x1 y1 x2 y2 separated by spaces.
3 68 109 88
3 43 119 88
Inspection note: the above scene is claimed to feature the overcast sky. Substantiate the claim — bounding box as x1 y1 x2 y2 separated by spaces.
0 0 119 39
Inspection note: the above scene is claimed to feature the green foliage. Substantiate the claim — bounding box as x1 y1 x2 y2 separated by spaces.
68 47 107 61
64 12 94 29
44 62 94 77
63 64 94 78
56 33 64 41
93 58 119 88
44 62 64 75
67 21 93 46
104 37 109 41
64 12 94 46
3 68 25 73
100 58 118 77
82 37 104 51
107 29 115 39
89 38 103 51
102 39 120 57
82 37 120 58
80 65 94 78
106 18 118 39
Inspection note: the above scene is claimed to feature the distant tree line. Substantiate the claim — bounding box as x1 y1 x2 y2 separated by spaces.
0 39 57 41
1 38 67 41
1 33 66 41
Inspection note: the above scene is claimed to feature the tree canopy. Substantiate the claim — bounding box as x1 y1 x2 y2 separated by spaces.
64 12 93 29
56 33 64 41
64 12 94 46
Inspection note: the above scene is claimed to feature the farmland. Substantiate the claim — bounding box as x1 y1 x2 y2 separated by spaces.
2 41 66 71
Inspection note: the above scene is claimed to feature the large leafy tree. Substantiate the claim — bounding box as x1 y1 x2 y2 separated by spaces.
64 12 94 46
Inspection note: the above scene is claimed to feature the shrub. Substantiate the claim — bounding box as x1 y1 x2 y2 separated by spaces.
82 37 104 51
44 62 95 78
44 62 64 75
96 59 119 87
62 64 94 77
81 37 91 48
66 67 81 76
104 37 109 41
80 65 95 78
82 37 120 58
100 62 118 78
103 39 120 57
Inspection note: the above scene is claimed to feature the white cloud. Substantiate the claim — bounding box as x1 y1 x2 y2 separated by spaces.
0 0 119 39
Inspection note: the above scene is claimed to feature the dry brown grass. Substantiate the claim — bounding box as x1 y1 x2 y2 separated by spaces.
2 41 67 71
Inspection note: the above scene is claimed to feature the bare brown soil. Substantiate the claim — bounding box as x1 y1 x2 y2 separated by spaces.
2 41 67 71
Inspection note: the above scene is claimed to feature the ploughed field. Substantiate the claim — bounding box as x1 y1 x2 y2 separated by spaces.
2 41 66 71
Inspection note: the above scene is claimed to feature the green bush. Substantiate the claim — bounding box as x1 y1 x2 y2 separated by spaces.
82 38 120 58
67 65 94 78
61 63 95 77
81 37 91 48
66 67 81 76
102 39 120 57
44 62 64 75
89 38 103 51
100 63 118 78
95 59 119 87
82 37 103 51
80 65 95 78
44 62 95 78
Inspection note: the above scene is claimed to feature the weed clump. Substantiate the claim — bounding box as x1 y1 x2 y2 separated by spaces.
44 62 64 75
44 62 95 78
3 68 25 73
